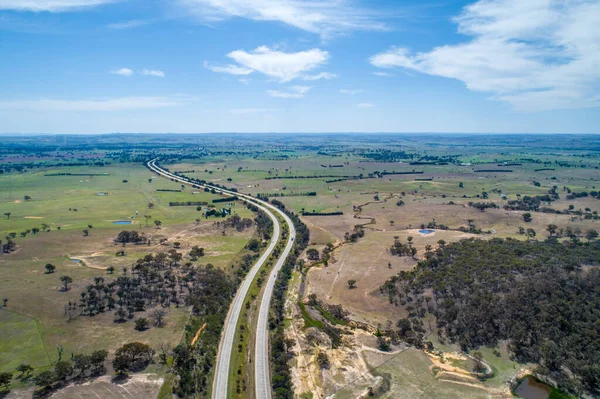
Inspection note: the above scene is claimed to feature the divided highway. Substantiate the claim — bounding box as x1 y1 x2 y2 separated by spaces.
147 159 295 399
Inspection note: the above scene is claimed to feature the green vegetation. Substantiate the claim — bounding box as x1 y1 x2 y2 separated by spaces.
383 238 600 396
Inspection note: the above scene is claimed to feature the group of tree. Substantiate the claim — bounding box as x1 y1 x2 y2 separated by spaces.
17 349 109 394
344 225 365 243
381 237 600 396
215 214 254 232
389 236 417 258
115 230 147 245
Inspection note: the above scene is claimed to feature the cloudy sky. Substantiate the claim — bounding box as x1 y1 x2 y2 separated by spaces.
0 0 599 133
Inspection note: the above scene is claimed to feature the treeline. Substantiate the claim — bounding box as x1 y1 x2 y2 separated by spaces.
474 169 513 172
266 202 310 399
212 196 238 203
301 211 343 216
566 191 600 200
169 201 208 206
381 238 600 396
469 202 499 212
157 189 182 192
265 175 352 180
256 192 316 198
44 172 109 176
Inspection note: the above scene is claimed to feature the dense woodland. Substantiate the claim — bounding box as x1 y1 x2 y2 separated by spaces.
381 238 600 395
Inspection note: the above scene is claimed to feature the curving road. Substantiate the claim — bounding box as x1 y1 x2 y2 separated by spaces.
147 159 294 399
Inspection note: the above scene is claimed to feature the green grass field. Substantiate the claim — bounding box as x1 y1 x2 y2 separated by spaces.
0 163 255 375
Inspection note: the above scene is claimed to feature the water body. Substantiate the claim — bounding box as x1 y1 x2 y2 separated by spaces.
418 229 435 235
113 220 132 225
515 376 552 399
70 258 83 264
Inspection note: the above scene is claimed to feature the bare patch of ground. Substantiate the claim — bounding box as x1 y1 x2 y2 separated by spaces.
306 229 474 326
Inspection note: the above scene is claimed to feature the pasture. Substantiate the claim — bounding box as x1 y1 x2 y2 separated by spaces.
0 163 254 376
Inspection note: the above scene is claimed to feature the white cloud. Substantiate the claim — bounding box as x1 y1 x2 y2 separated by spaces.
238 78 251 85
0 0 120 12
229 108 273 115
226 46 329 82
110 68 134 77
302 72 336 81
204 61 253 76
370 0 600 112
175 0 386 37
372 71 393 77
357 103 374 108
108 19 149 30
0 96 190 111
142 69 165 78
267 85 311 98
340 89 362 95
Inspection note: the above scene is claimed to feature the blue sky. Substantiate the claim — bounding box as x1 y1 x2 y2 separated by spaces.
0 0 599 134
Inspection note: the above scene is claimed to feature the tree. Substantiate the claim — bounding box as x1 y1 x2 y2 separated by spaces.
24 195 32 201
316 351 330 369
16 364 33 379
144 214 152 227
45 264 56 274
472 351 486 374
4 212 10 220
114 307 127 323
112 342 154 374
54 361 73 381
59 275 73 291
347 279 357 289
106 266 115 274
306 248 320 261
82 229 89 237
154 220 162 229
585 229 599 242
522 212 533 222
135 317 149 331
526 228 537 241
34 370 56 389
148 202 154 209
410 247 418 258
150 307 166 327
546 224 558 237
0 371 12 390
173 242 181 249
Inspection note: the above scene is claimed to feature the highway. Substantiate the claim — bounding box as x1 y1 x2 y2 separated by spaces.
147 159 294 399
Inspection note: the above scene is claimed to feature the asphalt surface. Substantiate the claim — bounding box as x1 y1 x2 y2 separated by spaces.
147 159 294 399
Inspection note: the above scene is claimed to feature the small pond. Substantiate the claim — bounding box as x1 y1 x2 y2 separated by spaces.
113 220 132 225
70 258 83 264
418 229 435 235
514 376 552 399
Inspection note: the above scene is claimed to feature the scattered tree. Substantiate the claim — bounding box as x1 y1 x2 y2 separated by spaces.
347 279 357 289
45 264 56 274
59 275 73 291
135 317 149 331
